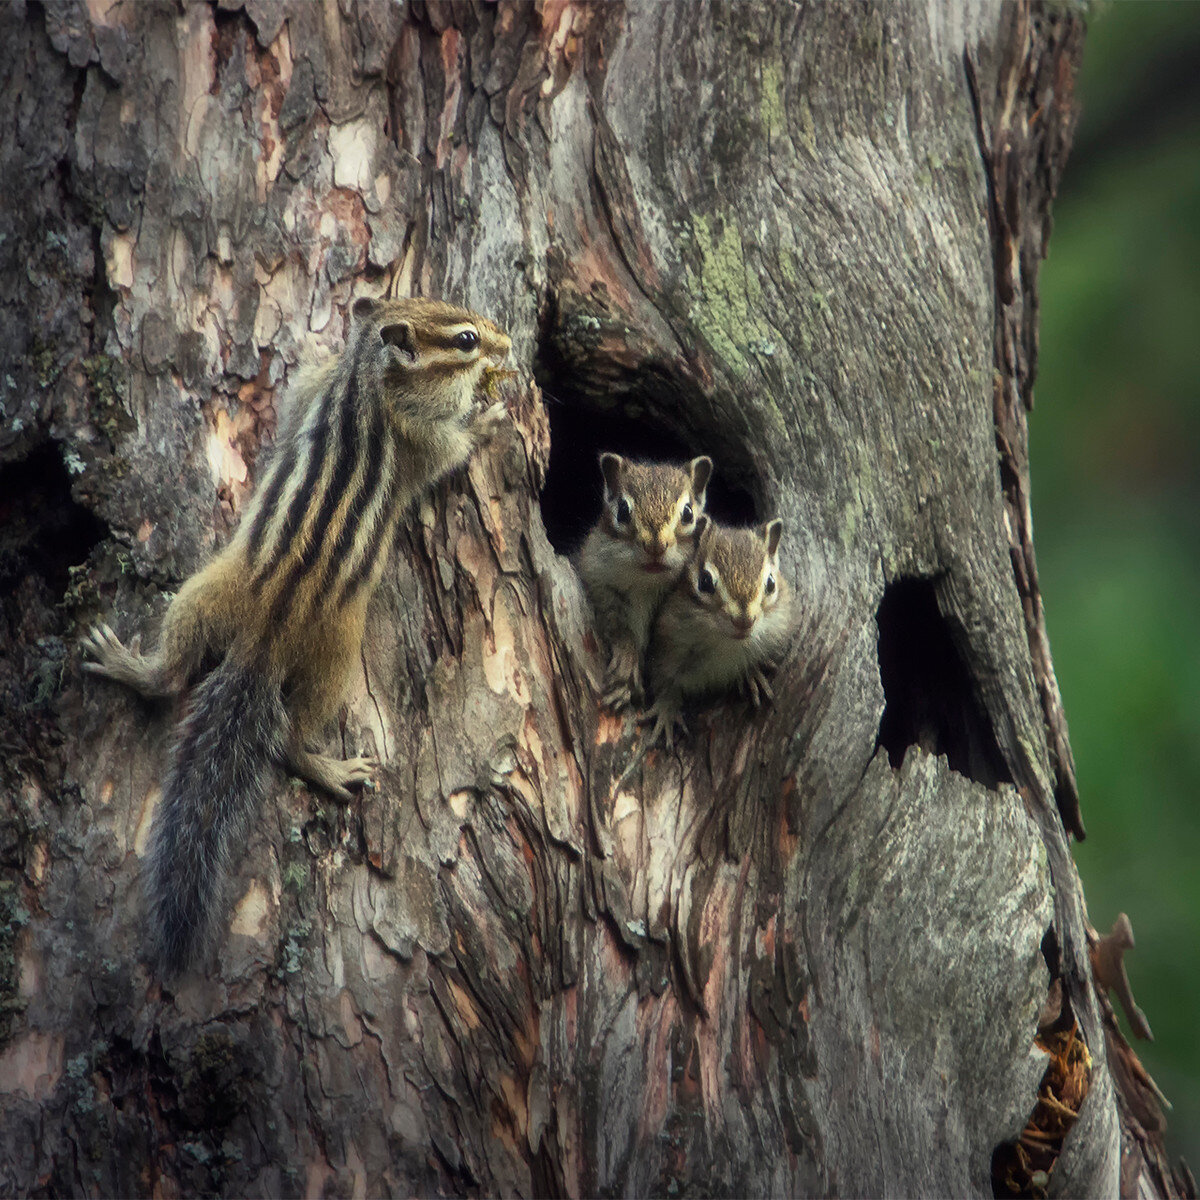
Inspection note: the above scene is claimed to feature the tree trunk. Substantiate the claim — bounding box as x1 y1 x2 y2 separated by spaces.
0 1 1185 1196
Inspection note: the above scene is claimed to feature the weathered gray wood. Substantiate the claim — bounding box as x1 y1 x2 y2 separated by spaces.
0 0 1179 1196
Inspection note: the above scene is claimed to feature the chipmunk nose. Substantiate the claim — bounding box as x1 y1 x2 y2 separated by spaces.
731 613 755 637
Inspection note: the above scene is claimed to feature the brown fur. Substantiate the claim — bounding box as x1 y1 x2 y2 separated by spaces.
82 296 511 971
642 517 793 747
577 453 712 710
89 296 511 757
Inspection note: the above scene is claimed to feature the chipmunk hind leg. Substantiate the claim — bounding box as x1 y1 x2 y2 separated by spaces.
280 598 377 801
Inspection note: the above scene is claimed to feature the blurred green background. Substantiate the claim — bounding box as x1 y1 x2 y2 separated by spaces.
1037 0 1200 1169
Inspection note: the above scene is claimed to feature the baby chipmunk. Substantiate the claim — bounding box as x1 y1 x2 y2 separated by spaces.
642 516 793 747
82 296 512 974
577 453 712 710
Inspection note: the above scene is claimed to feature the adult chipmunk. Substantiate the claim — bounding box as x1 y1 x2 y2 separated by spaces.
82 296 512 974
642 516 793 747
577 453 712 710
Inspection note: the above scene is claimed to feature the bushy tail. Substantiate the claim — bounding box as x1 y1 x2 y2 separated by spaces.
145 655 286 975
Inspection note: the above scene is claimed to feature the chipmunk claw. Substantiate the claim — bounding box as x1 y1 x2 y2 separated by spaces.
329 756 378 800
601 673 645 714
741 664 776 708
288 748 378 802
600 647 644 714
81 622 131 678
342 756 378 786
638 700 686 750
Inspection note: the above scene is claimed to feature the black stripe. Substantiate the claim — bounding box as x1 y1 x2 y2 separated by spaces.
266 373 362 626
336 494 396 610
319 398 388 600
251 377 343 592
245 445 294 565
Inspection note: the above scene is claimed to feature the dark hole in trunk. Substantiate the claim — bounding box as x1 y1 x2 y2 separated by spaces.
875 577 1012 788
0 441 106 598
534 390 757 556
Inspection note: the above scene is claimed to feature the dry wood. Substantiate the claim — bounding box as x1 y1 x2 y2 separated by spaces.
0 1 1183 1196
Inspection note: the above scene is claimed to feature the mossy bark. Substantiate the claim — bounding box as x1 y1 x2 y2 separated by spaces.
0 1 1182 1196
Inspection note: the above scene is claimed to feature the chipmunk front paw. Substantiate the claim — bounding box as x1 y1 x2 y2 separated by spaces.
638 699 687 750
740 662 777 708
601 646 643 713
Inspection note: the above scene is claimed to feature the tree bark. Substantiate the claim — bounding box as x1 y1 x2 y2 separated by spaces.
0 1 1184 1196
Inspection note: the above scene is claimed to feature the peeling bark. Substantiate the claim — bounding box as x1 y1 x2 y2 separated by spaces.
0 1 1184 1196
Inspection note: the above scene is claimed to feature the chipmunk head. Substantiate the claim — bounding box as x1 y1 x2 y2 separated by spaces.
351 296 511 419
686 517 785 640
598 453 712 576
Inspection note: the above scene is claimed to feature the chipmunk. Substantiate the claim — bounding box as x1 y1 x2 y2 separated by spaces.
82 296 512 974
642 516 793 747
576 453 712 710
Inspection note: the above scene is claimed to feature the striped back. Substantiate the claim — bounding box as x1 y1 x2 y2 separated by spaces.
239 355 401 642
232 296 511 663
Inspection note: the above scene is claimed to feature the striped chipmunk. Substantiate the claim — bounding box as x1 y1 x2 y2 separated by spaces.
642 516 793 747
82 296 512 975
577 453 712 711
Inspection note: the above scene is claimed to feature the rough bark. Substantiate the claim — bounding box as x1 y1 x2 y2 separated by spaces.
0 1 1184 1197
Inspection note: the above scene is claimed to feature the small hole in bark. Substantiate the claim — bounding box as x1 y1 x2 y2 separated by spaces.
211 8 251 78
0 442 106 598
875 577 1012 787
1041 927 1061 979
535 394 756 555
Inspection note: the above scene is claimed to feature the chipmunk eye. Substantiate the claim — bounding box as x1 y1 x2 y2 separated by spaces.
615 497 632 525
765 574 776 596
698 568 716 595
681 503 694 525
453 329 479 352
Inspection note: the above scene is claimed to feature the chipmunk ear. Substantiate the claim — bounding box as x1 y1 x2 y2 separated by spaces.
599 452 625 497
688 455 713 502
762 518 783 556
693 513 710 541
380 320 418 364
351 296 379 322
